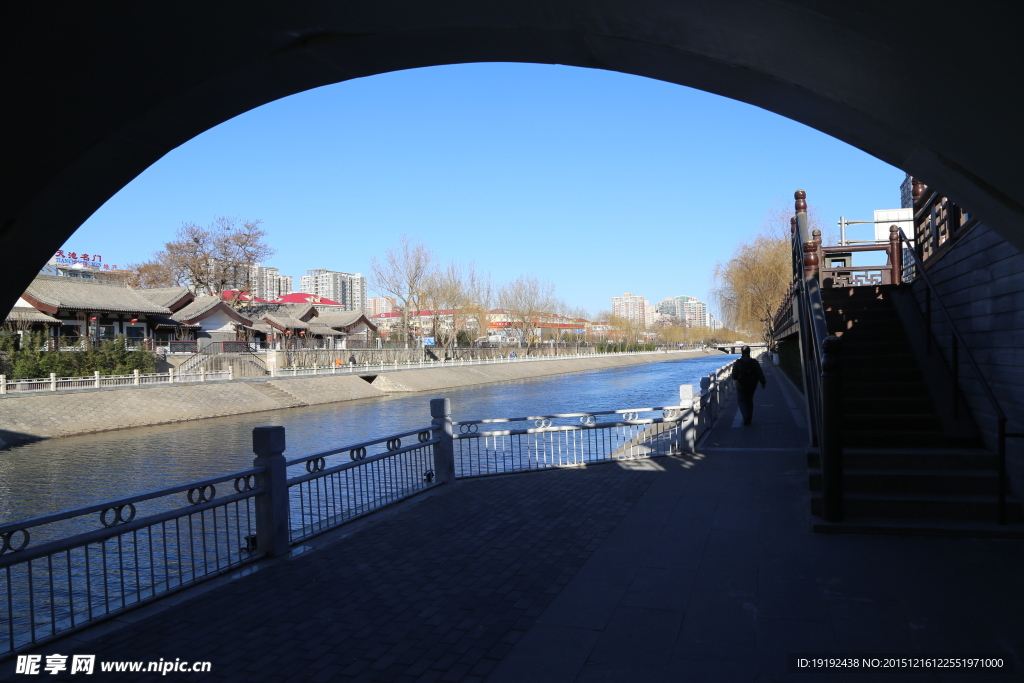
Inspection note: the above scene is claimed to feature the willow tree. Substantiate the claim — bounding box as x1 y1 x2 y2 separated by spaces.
711 222 791 349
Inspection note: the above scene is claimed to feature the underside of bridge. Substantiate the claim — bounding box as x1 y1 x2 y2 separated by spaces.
2 2 1021 315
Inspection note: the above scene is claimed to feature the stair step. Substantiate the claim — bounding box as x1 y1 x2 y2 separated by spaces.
810 493 1023 522
842 414 944 431
811 517 1024 539
841 382 930 399
843 431 979 448
842 397 936 412
808 469 1001 495
809 447 997 470
843 368 926 383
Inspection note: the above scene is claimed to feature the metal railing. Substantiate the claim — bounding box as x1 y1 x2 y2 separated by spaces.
899 228 1015 523
275 349 682 377
0 369 231 395
285 427 441 543
452 364 737 478
0 359 738 658
0 468 265 656
791 190 844 522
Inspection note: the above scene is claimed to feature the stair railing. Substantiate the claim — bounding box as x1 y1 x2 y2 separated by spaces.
898 227 1016 524
792 190 844 521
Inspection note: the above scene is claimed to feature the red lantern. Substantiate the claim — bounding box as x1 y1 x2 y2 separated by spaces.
90 317 97 321
130 318 138 323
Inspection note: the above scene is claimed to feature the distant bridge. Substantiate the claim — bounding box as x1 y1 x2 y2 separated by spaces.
714 342 768 355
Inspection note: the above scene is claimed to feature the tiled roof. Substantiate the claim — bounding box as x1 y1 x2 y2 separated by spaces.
239 303 316 321
5 307 61 324
314 311 376 330
273 293 343 305
135 286 193 310
148 315 201 330
263 313 309 331
23 275 171 314
171 296 222 322
172 297 253 325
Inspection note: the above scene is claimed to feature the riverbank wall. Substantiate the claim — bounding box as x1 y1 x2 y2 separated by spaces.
0 350 724 445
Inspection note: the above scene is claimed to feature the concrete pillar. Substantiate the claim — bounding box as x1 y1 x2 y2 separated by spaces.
51 372 57 391
430 398 455 484
680 384 696 453
168 367 175 384
0 375 5 394
94 370 100 388
252 426 290 557
133 369 140 385
228 365 234 380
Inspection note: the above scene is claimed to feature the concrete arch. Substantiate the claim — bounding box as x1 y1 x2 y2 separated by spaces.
3 2 1021 313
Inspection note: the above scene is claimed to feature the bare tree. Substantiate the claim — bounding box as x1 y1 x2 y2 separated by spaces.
497 275 555 352
421 262 474 354
128 217 274 295
464 263 493 345
369 235 435 346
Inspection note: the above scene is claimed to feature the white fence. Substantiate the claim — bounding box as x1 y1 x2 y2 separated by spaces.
0 369 232 395
0 350 700 396
275 349 681 378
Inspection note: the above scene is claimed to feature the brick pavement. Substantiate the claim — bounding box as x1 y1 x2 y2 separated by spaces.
5 359 1024 681
2 465 661 682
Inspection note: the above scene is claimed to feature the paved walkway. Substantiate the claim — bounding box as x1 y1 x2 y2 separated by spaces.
4 361 1024 681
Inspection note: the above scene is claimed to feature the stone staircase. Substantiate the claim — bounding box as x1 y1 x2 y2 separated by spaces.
808 285 1023 534
247 381 307 408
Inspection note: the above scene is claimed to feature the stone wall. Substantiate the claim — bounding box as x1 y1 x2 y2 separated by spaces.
907 222 1024 497
0 350 718 445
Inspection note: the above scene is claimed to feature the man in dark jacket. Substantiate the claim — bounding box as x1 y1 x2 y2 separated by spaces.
731 346 767 426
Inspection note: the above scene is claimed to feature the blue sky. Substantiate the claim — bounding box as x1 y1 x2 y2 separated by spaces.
67 63 903 317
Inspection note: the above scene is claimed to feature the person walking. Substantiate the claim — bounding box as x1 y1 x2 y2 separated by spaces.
731 345 766 425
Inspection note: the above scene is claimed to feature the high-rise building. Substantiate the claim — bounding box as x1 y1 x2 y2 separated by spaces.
250 265 293 301
612 293 655 328
299 269 367 312
656 295 708 328
366 296 396 317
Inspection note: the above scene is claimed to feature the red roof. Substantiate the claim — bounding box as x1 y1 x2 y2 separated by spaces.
269 292 343 305
220 291 270 303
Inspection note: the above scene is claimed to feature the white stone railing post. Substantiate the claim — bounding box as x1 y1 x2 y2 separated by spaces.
0 374 6 395
168 367 175 384
430 398 456 484
51 373 57 391
133 369 140 386
679 384 696 452
252 426 290 557
200 367 206 382
94 371 100 388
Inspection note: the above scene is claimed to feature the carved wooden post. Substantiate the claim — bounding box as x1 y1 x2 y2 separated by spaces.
889 225 902 285
803 238 819 280
820 335 843 522
790 216 799 277
794 189 808 239
911 178 925 204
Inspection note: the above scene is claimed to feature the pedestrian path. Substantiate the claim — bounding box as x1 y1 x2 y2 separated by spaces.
4 361 1023 681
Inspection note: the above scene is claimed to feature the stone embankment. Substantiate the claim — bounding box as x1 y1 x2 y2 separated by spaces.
0 350 721 444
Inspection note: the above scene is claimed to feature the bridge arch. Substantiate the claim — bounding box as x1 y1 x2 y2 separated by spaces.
3 3 1020 313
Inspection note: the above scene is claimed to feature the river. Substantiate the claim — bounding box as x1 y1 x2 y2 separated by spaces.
0 354 737 524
